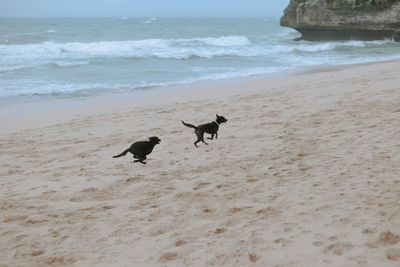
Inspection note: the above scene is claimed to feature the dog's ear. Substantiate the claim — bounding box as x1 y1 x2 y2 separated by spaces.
216 114 219 117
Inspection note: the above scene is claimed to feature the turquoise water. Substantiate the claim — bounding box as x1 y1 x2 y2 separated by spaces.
1 17 399 105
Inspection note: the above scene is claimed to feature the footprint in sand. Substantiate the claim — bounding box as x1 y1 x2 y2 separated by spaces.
159 252 177 262
387 248 400 261
312 241 324 247
175 240 187 247
214 228 226 234
31 250 45 256
323 242 353 256
45 256 77 265
378 231 400 246
362 228 376 234
248 253 259 263
193 182 210 190
274 238 290 247
203 208 215 213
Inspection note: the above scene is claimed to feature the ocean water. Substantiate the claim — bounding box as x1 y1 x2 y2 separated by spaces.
1 17 400 105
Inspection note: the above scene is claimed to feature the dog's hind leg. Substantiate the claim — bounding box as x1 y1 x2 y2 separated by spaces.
194 137 208 147
194 130 207 147
134 156 147 164
201 135 208 145
194 130 201 147
194 139 200 147
194 139 208 147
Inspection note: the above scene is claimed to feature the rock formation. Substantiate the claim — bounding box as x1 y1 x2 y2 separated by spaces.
280 0 400 42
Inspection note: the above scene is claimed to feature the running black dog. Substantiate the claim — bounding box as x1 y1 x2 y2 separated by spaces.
182 114 228 147
113 136 161 164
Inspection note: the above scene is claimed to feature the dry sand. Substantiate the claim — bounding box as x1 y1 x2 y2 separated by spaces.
1 60 400 266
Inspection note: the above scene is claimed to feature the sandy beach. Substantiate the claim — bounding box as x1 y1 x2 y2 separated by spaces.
1 60 400 266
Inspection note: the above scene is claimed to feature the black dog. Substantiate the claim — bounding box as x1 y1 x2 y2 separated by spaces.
182 114 228 147
113 136 161 164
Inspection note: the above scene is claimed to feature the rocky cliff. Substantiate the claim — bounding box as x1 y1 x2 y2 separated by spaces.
280 0 400 42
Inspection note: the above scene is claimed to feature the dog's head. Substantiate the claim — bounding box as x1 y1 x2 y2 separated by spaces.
216 114 228 124
149 136 161 144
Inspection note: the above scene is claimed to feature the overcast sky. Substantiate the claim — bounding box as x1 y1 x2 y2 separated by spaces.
0 0 290 17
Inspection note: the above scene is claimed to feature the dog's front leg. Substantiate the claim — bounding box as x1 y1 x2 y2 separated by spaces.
140 156 147 164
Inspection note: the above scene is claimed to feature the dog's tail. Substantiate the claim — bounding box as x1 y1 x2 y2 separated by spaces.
113 149 129 158
182 121 197 129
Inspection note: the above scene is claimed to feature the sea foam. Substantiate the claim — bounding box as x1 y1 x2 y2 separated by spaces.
0 17 399 102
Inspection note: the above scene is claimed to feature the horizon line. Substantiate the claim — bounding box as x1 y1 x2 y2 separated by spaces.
0 15 283 19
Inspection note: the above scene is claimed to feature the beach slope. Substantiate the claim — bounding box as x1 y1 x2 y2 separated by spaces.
1 60 400 266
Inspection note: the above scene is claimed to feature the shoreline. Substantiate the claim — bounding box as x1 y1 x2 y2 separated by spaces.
0 67 291 114
1 58 399 135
